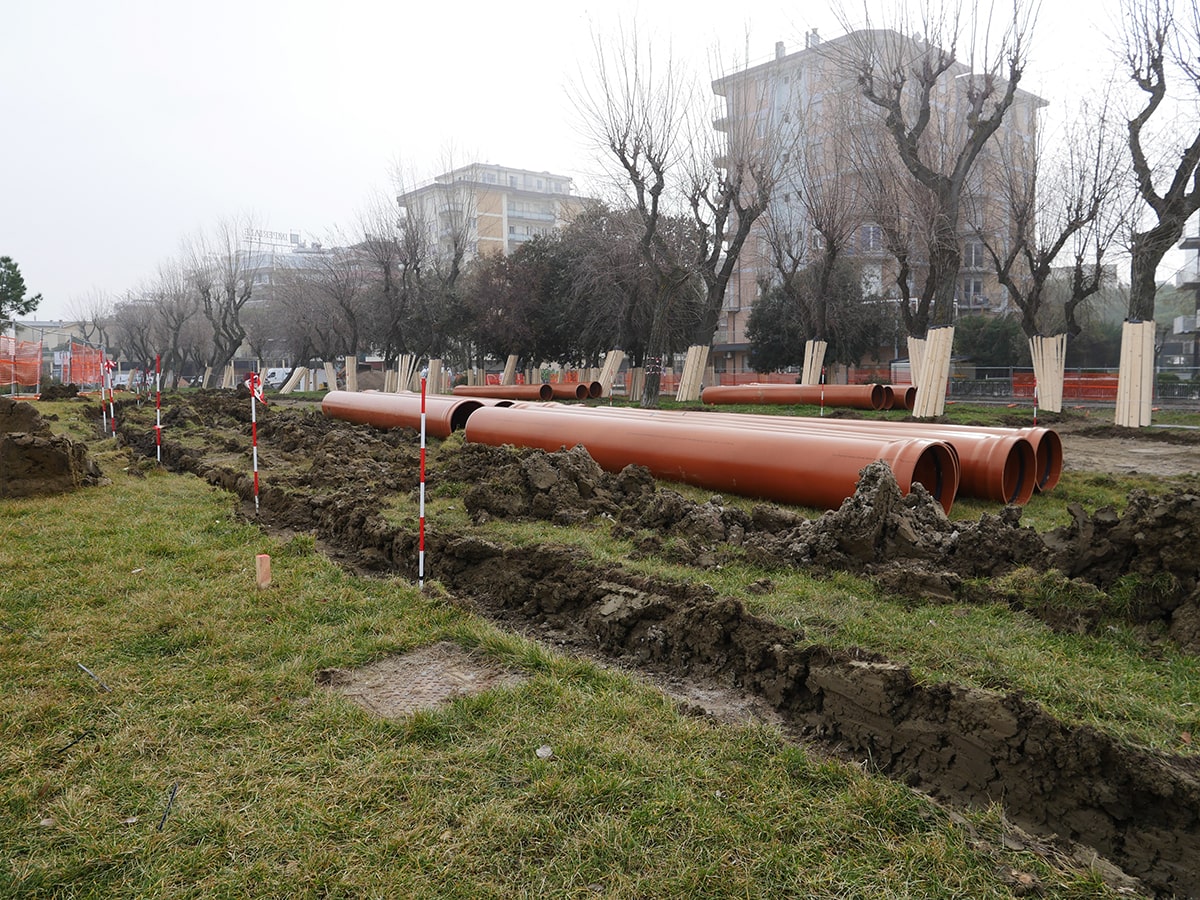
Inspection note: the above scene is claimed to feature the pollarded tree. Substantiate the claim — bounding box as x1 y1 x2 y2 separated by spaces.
1113 0 1200 425
840 1 1037 334
0 256 42 329
185 215 259 387
977 97 1127 340
577 27 777 405
1124 0 1200 321
761 85 865 378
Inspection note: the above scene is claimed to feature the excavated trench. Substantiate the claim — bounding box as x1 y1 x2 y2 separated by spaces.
96 391 1200 897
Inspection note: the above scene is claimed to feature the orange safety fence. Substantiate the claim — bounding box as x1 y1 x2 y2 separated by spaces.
1 335 43 388
1013 371 1121 401
713 372 802 386
65 341 104 386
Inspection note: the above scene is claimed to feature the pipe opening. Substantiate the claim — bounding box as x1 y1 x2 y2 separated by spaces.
449 400 484 431
910 443 955 514
1035 431 1063 492
1005 439 1036 505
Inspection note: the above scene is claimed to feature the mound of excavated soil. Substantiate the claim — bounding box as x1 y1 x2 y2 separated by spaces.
0 397 104 498
113 392 1200 897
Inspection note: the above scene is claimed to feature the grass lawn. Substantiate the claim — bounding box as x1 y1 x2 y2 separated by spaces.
1 444 1122 897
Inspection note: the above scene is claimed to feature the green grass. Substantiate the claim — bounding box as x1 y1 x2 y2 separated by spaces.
440 511 1200 756
1 466 1122 897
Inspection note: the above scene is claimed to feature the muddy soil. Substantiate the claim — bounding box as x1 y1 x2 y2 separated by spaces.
0 397 104 498
105 392 1200 897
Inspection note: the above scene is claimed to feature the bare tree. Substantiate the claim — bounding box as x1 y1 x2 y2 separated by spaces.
578 26 773 405
111 262 202 389
840 2 1037 334
1124 0 1200 321
762 85 865 350
109 291 157 368
847 120 935 321
976 96 1127 338
683 84 779 344
66 289 113 349
185 215 258 387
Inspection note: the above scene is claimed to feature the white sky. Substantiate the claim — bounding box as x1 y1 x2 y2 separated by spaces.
2 0 1131 320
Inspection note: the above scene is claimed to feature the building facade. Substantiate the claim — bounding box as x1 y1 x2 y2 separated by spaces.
710 28 1045 373
397 164 588 261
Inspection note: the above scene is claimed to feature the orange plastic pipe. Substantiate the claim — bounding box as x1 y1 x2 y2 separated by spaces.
783 417 1060 494
322 390 486 438
743 416 1035 505
453 384 554 401
667 410 1041 504
547 382 590 400
464 404 958 513
516 404 999 502
848 423 1055 492
701 383 886 410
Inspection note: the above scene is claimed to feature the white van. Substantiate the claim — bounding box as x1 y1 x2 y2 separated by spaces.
263 367 290 388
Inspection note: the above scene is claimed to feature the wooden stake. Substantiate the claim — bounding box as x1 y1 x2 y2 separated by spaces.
256 554 272 589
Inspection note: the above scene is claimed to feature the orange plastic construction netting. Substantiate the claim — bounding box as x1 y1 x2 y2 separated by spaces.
65 341 104 386
0 335 43 388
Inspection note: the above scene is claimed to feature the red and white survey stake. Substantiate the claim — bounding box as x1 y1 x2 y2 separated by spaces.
102 356 117 434
154 354 162 464
419 375 427 590
244 371 268 514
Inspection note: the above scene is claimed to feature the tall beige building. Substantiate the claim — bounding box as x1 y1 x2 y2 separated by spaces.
710 29 1045 373
397 163 588 261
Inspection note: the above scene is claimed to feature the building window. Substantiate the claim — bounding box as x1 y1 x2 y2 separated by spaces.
963 240 985 269
861 224 883 253
962 277 985 306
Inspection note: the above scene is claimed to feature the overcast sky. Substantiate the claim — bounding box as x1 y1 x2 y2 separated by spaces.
2 0 1130 321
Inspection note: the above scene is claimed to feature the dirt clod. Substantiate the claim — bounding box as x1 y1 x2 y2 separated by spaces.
1 397 104 498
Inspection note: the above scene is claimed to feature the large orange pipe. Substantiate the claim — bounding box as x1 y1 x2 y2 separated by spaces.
714 414 1035 505
514 404 1047 503
895 385 917 410
464 404 958 513
781 417 1060 495
711 412 1047 501
547 382 590 400
510 400 962 488
322 390 489 438
830 422 1065 494
702 383 886 410
453 384 554 402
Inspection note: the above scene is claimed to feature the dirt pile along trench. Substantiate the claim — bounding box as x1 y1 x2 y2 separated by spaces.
0 397 104 498
114 392 1200 897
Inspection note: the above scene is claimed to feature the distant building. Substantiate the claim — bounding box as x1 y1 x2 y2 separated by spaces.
1173 222 1200 369
397 163 589 261
710 28 1046 373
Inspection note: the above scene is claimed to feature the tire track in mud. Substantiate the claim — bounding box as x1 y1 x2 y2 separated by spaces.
116 394 1200 897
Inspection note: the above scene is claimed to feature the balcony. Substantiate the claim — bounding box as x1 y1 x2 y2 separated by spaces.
1176 257 1200 289
507 208 556 222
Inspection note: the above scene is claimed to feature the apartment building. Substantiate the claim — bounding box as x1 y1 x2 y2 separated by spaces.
710 28 1045 372
397 164 588 261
